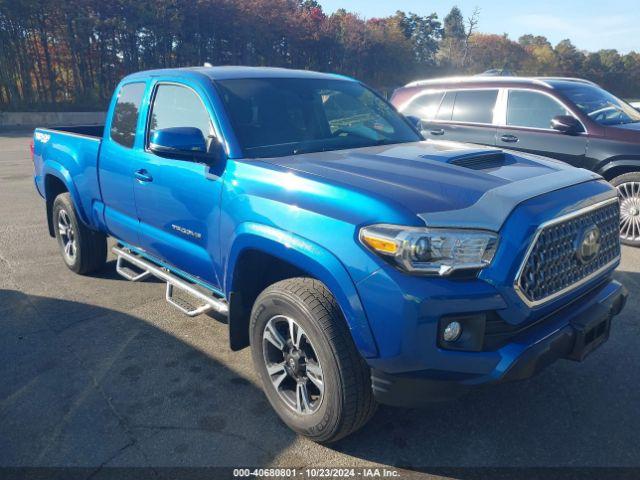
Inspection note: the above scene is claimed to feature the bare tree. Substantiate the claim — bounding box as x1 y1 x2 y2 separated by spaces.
462 6 480 68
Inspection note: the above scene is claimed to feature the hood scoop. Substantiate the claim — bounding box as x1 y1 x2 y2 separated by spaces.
447 150 514 170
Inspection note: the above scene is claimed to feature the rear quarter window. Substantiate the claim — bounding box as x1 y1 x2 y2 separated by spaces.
402 91 444 120
110 83 146 148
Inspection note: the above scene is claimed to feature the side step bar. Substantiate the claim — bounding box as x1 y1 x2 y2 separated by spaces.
116 254 152 282
112 246 229 317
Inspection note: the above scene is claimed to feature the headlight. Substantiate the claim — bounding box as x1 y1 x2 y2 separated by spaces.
359 224 498 275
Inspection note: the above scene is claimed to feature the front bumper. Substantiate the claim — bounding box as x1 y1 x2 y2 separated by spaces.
371 279 627 407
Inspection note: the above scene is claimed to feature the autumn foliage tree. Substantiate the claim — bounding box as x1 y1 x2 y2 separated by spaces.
466 34 528 74
1 1 640 110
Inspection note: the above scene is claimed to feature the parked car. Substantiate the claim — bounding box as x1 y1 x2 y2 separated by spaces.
33 67 626 442
391 76 640 246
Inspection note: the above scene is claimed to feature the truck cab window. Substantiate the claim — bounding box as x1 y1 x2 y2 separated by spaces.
110 83 146 148
149 84 213 141
507 90 570 129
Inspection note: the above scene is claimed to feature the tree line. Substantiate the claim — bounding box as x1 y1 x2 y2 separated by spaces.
1 0 639 111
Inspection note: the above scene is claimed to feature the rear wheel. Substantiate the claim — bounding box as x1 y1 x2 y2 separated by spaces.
612 172 640 247
52 193 107 274
250 278 376 443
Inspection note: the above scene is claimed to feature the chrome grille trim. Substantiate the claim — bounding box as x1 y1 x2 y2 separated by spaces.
514 197 620 308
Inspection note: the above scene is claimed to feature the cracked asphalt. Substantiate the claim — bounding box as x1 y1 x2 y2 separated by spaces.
1 132 640 478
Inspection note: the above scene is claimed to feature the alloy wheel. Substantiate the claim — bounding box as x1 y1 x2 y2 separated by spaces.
262 315 324 415
58 209 77 262
618 181 640 242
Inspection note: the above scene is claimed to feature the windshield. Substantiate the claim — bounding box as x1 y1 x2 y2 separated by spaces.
556 83 640 126
214 78 421 158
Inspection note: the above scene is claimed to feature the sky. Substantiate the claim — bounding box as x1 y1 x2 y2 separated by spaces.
317 0 639 54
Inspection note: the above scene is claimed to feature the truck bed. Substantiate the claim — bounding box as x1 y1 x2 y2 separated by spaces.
42 125 105 138
33 125 105 228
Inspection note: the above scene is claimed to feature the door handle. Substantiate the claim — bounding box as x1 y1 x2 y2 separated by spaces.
134 169 153 182
430 128 445 136
500 134 519 143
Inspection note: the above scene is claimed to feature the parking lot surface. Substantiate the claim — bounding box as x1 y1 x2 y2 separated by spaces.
1 133 639 478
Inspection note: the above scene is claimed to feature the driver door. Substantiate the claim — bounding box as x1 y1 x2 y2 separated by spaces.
133 81 224 287
496 89 587 168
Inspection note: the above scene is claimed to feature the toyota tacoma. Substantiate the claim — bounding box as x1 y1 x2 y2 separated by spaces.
32 66 627 442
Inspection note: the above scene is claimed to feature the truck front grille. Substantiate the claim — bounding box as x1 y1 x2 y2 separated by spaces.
515 198 620 307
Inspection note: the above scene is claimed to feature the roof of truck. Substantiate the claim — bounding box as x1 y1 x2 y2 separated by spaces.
125 66 354 82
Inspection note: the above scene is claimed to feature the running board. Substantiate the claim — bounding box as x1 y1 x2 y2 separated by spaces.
116 255 152 281
112 246 229 317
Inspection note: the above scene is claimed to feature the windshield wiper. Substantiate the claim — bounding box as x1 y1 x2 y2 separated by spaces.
373 138 396 145
290 138 402 156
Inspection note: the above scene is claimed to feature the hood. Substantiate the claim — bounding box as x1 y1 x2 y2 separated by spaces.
262 140 601 231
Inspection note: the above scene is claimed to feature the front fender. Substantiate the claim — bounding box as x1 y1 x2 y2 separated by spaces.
226 222 379 358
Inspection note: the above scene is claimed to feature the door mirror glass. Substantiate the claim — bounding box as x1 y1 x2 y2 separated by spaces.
551 115 581 134
149 127 208 158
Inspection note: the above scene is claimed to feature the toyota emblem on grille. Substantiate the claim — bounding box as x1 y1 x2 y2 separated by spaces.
575 224 601 264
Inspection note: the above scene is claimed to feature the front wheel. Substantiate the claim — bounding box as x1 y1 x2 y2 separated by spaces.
612 172 640 247
250 278 376 443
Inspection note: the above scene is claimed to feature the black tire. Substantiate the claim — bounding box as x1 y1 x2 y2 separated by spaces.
250 278 376 443
611 172 640 247
52 193 107 274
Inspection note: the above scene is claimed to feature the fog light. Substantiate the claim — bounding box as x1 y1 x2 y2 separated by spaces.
443 321 462 342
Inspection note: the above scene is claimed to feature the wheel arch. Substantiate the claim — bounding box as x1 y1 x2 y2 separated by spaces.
43 165 90 238
598 158 640 181
225 223 378 358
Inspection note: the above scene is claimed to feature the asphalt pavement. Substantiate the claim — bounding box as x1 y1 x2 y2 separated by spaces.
1 132 639 479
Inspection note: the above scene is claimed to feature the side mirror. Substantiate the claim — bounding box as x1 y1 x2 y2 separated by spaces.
551 115 581 134
149 127 212 162
405 115 422 131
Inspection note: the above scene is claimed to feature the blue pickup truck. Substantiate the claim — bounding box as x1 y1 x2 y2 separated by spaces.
33 66 627 442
